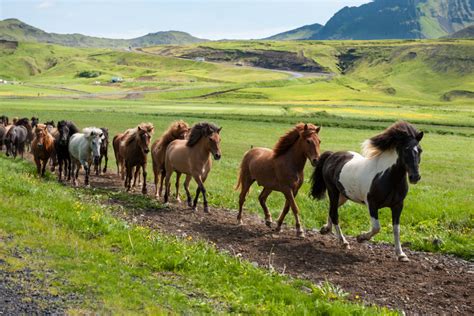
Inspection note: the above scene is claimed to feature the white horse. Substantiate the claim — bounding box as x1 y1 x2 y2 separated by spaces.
69 127 104 186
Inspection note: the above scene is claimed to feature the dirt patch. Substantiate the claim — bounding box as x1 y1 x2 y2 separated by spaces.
81 173 474 315
441 90 474 101
178 47 328 73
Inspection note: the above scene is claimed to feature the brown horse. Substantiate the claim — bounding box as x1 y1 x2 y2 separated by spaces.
113 127 134 180
151 120 190 198
164 122 222 212
32 124 55 176
236 123 321 237
118 123 154 194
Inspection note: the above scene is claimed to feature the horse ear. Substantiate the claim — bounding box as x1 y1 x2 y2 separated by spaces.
416 131 424 142
315 126 321 133
304 124 308 131
217 127 222 134
137 126 142 131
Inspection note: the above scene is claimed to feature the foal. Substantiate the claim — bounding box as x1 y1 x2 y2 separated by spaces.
151 120 190 198
32 124 55 176
164 122 221 212
310 121 423 261
236 123 321 237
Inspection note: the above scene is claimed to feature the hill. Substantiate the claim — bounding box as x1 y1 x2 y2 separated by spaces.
0 18 206 48
269 0 474 40
265 23 322 40
446 24 474 38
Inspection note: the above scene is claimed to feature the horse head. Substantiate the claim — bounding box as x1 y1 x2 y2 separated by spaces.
86 128 103 165
396 131 424 184
206 125 222 160
35 125 48 149
57 121 71 145
31 117 40 128
137 125 154 154
174 121 190 140
299 123 321 167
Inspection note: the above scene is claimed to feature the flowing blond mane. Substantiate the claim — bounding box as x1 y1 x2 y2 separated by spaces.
157 120 189 148
123 122 154 146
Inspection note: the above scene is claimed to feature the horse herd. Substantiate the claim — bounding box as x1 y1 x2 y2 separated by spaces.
0 115 424 262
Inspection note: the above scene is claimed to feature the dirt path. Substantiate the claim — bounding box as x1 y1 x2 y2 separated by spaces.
82 173 473 315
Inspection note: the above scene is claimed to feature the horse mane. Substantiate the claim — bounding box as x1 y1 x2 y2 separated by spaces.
83 127 103 138
158 120 189 148
362 121 421 158
58 120 79 134
15 118 30 127
186 122 220 147
273 123 318 158
123 123 154 146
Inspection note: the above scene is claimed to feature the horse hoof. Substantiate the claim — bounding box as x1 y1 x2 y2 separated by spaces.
192 206 197 212
320 226 331 235
187 201 193 208
204 206 210 213
296 230 305 239
142 189 147 195
398 254 410 262
342 242 351 249
274 226 282 233
176 197 182 203
356 235 367 243
237 219 243 226
265 220 272 228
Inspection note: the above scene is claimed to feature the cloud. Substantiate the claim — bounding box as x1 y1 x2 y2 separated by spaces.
37 0 55 9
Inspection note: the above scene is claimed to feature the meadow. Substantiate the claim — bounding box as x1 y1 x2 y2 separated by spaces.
0 39 473 312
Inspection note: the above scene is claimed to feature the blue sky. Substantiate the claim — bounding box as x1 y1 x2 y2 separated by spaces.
1 0 370 40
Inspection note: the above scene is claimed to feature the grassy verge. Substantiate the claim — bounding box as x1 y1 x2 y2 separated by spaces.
0 156 389 314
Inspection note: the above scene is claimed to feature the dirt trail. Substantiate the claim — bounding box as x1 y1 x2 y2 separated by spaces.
84 173 473 315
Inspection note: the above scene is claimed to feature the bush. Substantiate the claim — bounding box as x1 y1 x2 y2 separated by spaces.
76 70 101 78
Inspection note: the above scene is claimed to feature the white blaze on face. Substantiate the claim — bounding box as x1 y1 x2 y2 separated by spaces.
338 150 398 204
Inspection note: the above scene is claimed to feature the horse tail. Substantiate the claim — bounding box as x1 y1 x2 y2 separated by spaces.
310 151 333 200
235 152 250 191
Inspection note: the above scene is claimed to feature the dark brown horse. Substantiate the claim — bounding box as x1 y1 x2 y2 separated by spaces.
236 123 321 237
32 124 55 176
118 123 154 194
55 120 79 181
94 127 109 175
151 120 190 198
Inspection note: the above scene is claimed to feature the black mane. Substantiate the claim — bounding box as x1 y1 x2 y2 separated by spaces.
364 121 421 156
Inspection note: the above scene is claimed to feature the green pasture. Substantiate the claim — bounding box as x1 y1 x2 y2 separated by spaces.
1 98 473 260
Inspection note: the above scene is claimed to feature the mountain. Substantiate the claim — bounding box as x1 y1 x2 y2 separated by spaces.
446 25 474 38
269 0 474 40
0 18 206 48
265 23 323 40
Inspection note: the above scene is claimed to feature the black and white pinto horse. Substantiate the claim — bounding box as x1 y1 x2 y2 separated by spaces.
310 121 423 262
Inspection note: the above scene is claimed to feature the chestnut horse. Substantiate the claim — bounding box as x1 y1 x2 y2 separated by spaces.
236 123 321 237
151 120 190 198
118 123 154 194
164 122 222 212
32 124 55 176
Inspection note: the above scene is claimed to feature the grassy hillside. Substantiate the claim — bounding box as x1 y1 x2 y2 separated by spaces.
446 25 474 38
0 19 206 48
265 23 323 40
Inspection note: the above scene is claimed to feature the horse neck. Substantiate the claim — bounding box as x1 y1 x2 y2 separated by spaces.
278 139 307 172
375 149 406 183
193 137 212 162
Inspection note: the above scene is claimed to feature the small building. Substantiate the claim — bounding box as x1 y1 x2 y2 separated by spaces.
111 77 123 83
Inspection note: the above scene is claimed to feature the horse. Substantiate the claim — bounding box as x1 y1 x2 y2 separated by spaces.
14 118 34 151
309 121 423 262
118 123 154 194
31 117 40 128
4 124 28 159
94 127 109 175
236 123 321 237
31 124 55 176
0 123 6 152
55 120 79 181
113 128 134 181
0 115 8 125
164 122 222 212
69 127 103 187
151 120 190 198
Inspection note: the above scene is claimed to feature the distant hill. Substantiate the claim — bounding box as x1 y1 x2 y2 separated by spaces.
265 23 323 40
446 25 474 38
268 0 474 40
0 18 206 48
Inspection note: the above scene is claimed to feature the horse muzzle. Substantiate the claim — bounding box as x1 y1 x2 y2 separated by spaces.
213 153 221 160
37 144 44 149
143 148 150 154
409 174 421 184
311 158 319 167
93 156 100 165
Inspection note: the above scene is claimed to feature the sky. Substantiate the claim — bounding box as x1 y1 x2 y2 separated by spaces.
1 0 371 40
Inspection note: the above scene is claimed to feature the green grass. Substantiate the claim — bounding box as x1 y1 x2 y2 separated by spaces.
1 98 473 260
0 156 389 314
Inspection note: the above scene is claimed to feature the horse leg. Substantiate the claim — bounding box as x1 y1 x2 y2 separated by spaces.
103 152 108 173
82 160 90 187
34 157 41 176
327 189 349 248
321 194 346 234
159 169 166 198
141 164 147 195
57 157 63 181
41 158 47 177
357 205 380 243
125 164 132 191
236 179 254 225
175 172 182 202
192 187 201 212
163 168 173 204
391 202 408 262
282 189 305 238
275 201 290 232
183 174 193 208
194 176 210 213
132 166 139 189
258 188 273 227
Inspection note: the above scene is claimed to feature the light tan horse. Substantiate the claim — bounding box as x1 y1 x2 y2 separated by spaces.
236 123 321 237
151 120 190 198
164 122 222 212
118 123 154 194
31 124 55 177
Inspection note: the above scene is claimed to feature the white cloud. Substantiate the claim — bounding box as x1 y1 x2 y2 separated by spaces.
37 0 55 9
